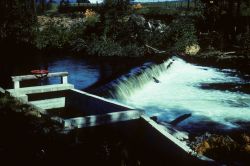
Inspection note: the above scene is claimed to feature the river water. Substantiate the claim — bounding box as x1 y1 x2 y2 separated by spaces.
1 55 250 134
108 57 250 134
0 55 147 90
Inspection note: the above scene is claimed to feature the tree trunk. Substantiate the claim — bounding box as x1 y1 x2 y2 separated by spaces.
236 0 241 17
236 0 241 34
32 0 36 15
39 0 46 13
187 0 190 9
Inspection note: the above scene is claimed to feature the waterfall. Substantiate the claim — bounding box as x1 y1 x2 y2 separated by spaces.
108 56 250 133
107 57 176 100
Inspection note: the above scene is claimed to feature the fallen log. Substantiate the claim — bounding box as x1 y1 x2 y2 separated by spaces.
145 44 166 54
170 113 192 126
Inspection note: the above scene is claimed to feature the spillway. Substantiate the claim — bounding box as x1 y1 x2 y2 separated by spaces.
108 57 250 133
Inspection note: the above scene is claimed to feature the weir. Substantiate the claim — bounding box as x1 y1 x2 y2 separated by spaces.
109 56 250 133
4 70 215 164
94 57 176 99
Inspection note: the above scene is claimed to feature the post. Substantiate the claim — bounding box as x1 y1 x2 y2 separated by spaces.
14 81 20 89
61 76 68 84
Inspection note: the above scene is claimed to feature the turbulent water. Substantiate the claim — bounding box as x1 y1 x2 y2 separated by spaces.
110 57 250 133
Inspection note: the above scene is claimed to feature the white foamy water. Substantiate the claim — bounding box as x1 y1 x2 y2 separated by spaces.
114 57 250 131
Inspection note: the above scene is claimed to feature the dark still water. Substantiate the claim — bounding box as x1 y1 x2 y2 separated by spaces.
0 55 148 90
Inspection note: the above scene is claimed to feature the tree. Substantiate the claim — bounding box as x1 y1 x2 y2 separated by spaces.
104 0 130 11
0 0 36 45
187 0 190 9
39 0 46 13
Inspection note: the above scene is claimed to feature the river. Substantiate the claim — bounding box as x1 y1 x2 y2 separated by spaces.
1 55 250 134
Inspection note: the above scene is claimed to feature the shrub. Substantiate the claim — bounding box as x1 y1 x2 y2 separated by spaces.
0 0 36 44
87 36 145 57
168 17 198 52
122 43 145 57
35 20 71 49
84 9 100 27
87 36 123 56
70 38 87 52
132 3 143 10
185 44 200 55
35 16 86 50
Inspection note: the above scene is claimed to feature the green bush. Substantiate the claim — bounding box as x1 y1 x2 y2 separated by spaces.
35 17 86 50
0 0 36 44
35 21 71 49
122 43 145 57
168 17 198 52
87 35 145 57
84 10 100 27
241 1 250 16
87 36 123 56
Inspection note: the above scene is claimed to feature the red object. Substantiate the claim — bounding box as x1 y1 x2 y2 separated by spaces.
31 70 49 79
31 70 49 75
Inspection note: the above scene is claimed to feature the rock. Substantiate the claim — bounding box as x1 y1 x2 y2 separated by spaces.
208 135 238 152
242 144 250 153
24 110 42 118
241 134 250 144
129 15 167 33
129 14 146 27
43 127 51 134
190 133 239 155
196 141 210 155
15 109 22 113
0 87 5 94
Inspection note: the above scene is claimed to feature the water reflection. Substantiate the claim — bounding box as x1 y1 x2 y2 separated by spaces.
45 58 100 89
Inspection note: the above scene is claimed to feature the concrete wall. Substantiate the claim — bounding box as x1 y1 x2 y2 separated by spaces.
136 118 214 165
70 118 215 165
65 89 134 116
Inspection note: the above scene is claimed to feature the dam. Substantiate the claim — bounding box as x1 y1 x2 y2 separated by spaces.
4 65 214 165
3 56 250 165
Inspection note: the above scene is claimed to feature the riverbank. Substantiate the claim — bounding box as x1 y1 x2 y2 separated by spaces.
178 49 250 74
188 132 250 165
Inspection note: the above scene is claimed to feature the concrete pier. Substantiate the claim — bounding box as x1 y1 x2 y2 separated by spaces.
7 72 74 102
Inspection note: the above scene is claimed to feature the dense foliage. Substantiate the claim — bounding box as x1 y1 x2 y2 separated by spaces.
168 17 198 52
0 0 36 44
35 16 86 49
2 0 250 57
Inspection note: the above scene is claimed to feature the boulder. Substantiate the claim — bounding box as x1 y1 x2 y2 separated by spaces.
129 14 146 27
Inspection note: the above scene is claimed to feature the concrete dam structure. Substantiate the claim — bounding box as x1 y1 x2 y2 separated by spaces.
5 70 215 165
